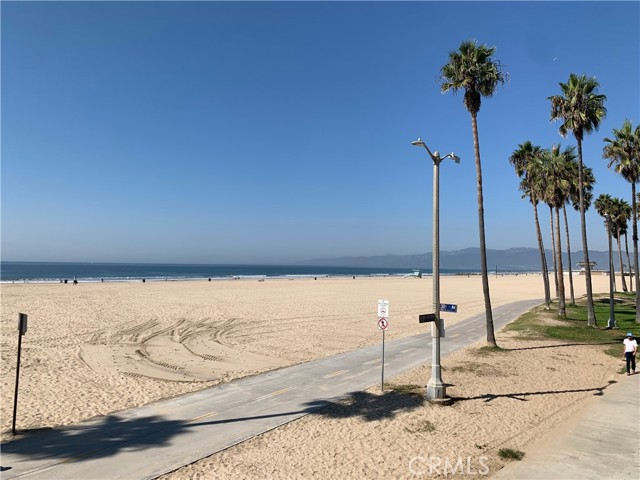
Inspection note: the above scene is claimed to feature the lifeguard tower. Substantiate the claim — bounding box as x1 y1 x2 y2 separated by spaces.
577 260 598 275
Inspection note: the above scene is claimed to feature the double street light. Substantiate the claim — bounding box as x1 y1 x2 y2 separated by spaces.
412 137 459 404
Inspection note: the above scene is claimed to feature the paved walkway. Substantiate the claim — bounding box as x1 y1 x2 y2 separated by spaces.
492 371 640 480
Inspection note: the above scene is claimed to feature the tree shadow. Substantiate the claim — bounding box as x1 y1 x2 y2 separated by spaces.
449 380 617 404
1 392 423 470
505 342 618 351
595 298 626 304
1 414 190 463
303 389 425 422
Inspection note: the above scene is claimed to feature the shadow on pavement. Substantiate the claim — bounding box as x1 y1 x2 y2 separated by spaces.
1 414 190 463
1 400 344 467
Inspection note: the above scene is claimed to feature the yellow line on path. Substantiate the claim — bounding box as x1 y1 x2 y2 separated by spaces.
323 369 348 379
189 411 218 423
256 387 296 402
363 359 380 365
401 348 416 353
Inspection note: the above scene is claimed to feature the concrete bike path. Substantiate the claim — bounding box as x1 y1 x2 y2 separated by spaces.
492 371 640 480
1 299 541 480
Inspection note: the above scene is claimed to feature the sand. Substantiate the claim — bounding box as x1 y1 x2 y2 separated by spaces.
0 272 623 477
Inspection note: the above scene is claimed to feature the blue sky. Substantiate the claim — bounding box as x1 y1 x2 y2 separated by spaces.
2 1 638 264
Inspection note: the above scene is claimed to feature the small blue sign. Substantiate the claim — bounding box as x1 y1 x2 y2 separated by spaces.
440 304 458 313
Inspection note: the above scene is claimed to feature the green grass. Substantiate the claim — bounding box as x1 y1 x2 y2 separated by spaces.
498 448 525 461
504 293 637 358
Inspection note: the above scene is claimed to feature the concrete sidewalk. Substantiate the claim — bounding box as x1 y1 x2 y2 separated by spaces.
492 372 640 480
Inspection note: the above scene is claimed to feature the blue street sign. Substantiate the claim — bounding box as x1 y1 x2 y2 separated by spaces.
440 304 458 313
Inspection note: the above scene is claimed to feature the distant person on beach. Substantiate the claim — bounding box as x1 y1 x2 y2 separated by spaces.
73 276 78 285
623 333 637 376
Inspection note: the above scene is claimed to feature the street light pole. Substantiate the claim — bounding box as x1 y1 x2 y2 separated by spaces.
412 137 459 404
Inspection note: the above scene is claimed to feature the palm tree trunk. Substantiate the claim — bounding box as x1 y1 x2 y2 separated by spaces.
577 139 596 326
563 204 576 305
625 232 633 292
562 205 576 305
632 183 640 323
555 207 566 317
470 112 496 347
550 206 558 297
533 200 551 308
617 228 628 292
607 223 617 293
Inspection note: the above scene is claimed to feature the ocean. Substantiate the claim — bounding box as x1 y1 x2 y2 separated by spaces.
0 262 443 283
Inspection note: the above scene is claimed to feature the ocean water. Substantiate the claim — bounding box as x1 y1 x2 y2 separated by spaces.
0 262 441 283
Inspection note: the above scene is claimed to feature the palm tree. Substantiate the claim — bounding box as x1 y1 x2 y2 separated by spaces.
564 156 596 306
549 74 607 327
541 145 572 317
603 120 640 322
610 197 631 292
622 220 633 292
549 198 559 297
558 145 579 305
509 141 551 309
441 40 506 347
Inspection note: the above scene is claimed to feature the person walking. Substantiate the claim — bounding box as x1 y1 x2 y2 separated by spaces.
623 332 637 376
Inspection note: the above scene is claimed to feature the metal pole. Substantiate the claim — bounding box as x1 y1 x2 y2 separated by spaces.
607 218 616 328
12 319 24 436
426 156 446 401
381 329 385 391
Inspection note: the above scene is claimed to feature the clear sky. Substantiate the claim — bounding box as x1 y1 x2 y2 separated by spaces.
2 1 638 264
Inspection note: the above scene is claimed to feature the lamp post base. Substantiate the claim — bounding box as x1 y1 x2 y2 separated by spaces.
427 396 453 406
426 382 452 405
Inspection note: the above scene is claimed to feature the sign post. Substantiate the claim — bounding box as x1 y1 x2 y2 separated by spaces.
13 313 28 436
377 300 389 391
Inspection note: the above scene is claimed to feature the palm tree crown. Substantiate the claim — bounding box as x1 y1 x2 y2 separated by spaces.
603 119 640 184
549 74 607 142
440 40 506 116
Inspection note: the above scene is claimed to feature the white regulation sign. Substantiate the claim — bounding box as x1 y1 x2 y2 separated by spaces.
377 299 389 319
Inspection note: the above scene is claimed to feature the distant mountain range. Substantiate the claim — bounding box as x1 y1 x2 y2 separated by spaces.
300 247 628 272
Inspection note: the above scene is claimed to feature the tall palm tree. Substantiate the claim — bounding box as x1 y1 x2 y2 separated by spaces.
558 145 579 305
610 197 631 292
564 156 596 306
622 220 633 292
549 74 607 327
603 120 640 322
441 40 506 347
542 145 572 317
549 200 559 297
595 194 616 292
509 141 551 309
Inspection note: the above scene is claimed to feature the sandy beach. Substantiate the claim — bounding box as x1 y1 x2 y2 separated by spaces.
0 273 623 477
